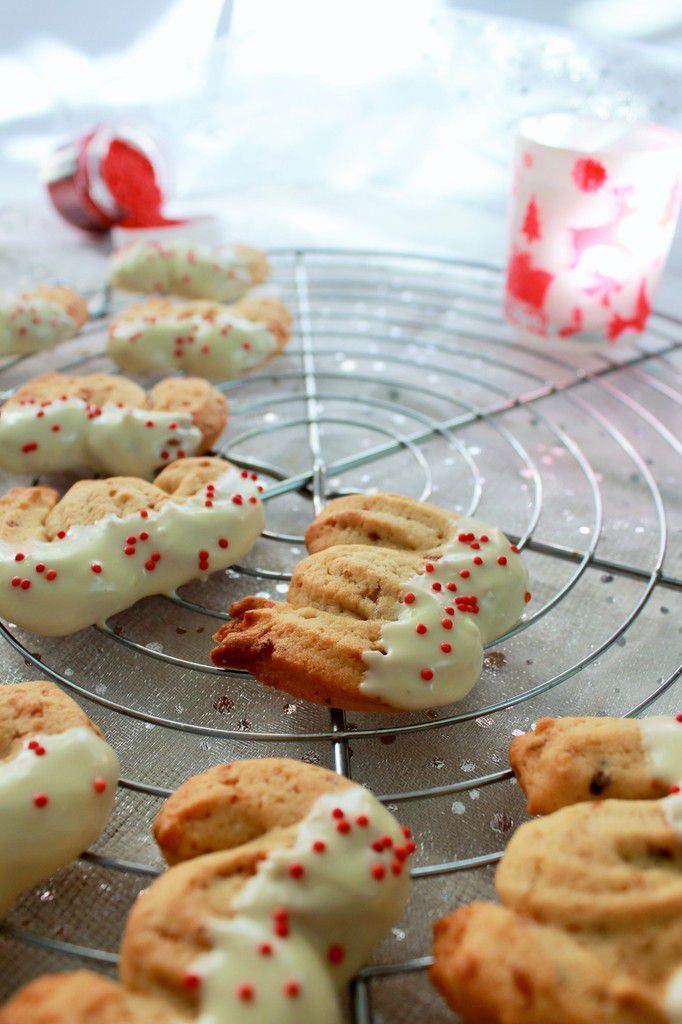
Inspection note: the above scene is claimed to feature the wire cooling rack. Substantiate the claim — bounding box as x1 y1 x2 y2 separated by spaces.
0 249 680 1022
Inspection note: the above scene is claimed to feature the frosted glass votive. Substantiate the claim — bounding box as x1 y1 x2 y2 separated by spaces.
505 114 682 341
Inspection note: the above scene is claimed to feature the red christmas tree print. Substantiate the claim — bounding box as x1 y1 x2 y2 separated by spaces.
572 158 607 192
521 196 541 243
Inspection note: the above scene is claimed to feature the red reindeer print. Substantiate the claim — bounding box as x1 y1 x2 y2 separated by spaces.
572 158 607 192
558 307 584 337
583 271 622 308
568 186 634 269
607 280 651 342
521 197 541 243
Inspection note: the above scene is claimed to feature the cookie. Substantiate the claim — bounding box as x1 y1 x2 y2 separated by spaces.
0 973 176 1024
108 295 292 380
0 457 264 635
511 716 680 814
433 797 682 1024
109 238 268 301
211 493 530 712
0 680 119 917
0 372 228 478
1 759 414 1024
0 286 88 356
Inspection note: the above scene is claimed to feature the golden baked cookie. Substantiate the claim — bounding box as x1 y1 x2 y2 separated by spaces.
0 372 228 478
0 972 178 1024
0 457 264 635
432 715 682 1024
433 798 682 1024
511 716 676 813
0 286 88 357
1 758 414 1024
211 493 530 712
107 294 292 380
109 238 268 302
0 680 119 917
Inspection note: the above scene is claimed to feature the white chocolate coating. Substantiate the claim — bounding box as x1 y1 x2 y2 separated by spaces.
0 466 264 636
195 922 341 1024
109 240 252 301
361 517 529 710
0 399 203 479
0 726 119 915
0 295 78 357
108 310 278 381
667 968 682 1024
191 785 412 1023
640 717 682 789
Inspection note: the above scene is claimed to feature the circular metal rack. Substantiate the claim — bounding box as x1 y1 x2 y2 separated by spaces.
0 249 680 1022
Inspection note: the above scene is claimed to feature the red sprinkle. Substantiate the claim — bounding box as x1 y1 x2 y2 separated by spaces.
93 778 107 794
57 530 66 538
33 793 48 808
391 859 403 876
371 863 386 880
441 618 453 630
14 553 25 562
441 642 452 653
336 820 351 835
236 983 254 1002
312 840 326 853
473 556 483 566
124 546 136 556
497 556 507 566
525 591 531 603
431 581 442 592
420 668 434 681
416 623 427 635
21 442 38 453
46 570 57 581
511 544 520 553
288 863 304 879
10 577 20 587
232 494 243 505
91 563 102 574
183 973 201 990
331 807 345 819
459 569 470 579
327 944 345 964
446 582 457 592
403 592 415 604
35 563 45 573
139 531 149 541
20 580 31 590
284 981 301 999
356 814 369 827
218 538 229 548
424 562 434 573
258 943 273 957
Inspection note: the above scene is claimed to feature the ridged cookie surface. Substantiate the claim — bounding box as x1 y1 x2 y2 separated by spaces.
212 493 529 712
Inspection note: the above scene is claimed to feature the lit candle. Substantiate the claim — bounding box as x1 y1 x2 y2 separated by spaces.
505 114 682 342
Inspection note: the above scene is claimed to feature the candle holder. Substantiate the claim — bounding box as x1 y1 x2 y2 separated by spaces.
505 114 682 342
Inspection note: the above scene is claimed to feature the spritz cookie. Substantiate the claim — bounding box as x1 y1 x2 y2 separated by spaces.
109 239 268 302
0 679 119 917
108 295 292 380
0 372 228 479
0 457 264 635
0 286 88 357
211 493 530 711
1 758 414 1024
